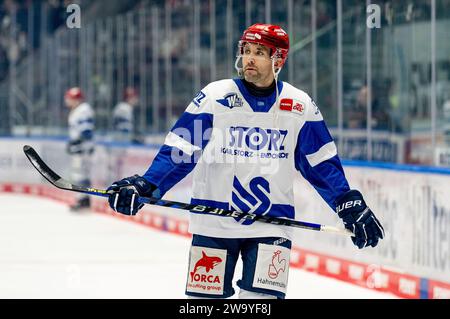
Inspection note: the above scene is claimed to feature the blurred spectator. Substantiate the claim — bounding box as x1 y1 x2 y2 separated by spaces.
387 79 409 133
0 45 8 81
346 80 391 131
346 80 366 129
0 0 66 81
46 0 66 34
371 81 390 130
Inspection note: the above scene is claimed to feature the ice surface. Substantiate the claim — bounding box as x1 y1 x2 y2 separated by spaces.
0 194 397 299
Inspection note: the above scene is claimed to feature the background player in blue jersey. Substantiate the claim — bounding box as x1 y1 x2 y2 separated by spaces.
112 87 139 143
107 23 384 299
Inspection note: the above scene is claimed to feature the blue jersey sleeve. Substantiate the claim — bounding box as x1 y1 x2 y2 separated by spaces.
294 118 350 211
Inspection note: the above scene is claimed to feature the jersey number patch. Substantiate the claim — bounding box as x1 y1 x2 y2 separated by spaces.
193 91 206 107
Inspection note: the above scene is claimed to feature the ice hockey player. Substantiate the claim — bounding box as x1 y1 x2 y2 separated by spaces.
112 87 139 143
65 87 95 211
106 23 384 299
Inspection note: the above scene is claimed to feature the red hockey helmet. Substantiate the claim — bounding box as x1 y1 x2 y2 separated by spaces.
64 87 84 100
238 23 290 67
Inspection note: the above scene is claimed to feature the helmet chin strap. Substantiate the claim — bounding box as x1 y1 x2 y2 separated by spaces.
272 55 282 79
235 55 243 77
272 57 282 128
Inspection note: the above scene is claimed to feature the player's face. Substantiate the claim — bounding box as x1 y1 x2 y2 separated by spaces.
65 97 79 109
128 96 139 106
242 43 274 87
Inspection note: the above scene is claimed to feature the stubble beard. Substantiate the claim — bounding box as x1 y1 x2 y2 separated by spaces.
244 70 261 83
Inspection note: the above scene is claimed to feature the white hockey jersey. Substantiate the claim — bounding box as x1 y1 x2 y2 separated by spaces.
143 79 350 240
68 102 95 153
113 101 133 141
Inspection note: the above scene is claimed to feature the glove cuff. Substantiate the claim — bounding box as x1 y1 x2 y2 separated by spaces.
335 189 366 219
133 175 158 197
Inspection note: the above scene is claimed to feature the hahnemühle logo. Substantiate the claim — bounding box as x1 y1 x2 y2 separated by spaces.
253 244 289 293
268 250 287 279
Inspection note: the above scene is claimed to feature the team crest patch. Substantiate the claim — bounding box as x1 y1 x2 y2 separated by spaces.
279 98 305 115
253 244 290 294
216 93 243 109
186 246 227 295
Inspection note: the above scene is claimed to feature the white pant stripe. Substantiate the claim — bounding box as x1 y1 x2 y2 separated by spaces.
130 193 136 215
113 193 119 212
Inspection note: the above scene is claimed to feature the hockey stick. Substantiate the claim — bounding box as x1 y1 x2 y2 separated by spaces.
23 145 353 236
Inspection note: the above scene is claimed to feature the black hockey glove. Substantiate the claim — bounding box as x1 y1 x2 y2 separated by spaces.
336 190 384 249
106 175 160 215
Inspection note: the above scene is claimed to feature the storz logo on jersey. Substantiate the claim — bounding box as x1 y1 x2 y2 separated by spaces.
222 126 289 159
216 93 243 109
231 176 271 225
229 127 287 151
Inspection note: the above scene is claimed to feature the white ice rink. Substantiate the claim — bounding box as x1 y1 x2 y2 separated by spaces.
0 194 397 299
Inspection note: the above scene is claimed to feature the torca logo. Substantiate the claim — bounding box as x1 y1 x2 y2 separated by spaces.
189 251 223 283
